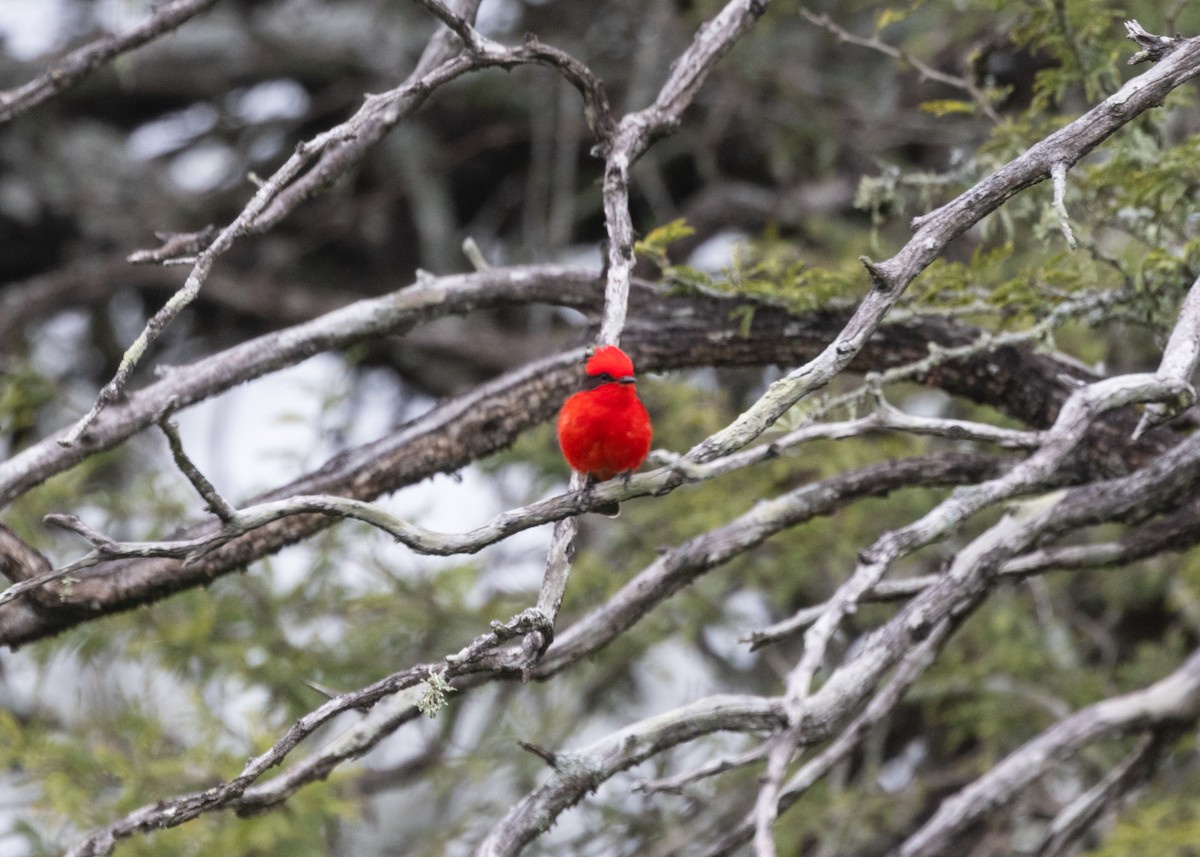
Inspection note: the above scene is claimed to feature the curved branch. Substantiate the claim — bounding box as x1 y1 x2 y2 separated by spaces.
476 695 785 857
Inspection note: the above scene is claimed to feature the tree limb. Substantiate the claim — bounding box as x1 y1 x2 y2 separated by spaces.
0 0 221 124
888 648 1200 857
689 31 1200 465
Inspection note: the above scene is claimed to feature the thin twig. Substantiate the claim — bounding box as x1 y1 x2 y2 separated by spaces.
1032 733 1163 857
800 7 1002 123
157 418 236 522
1051 161 1077 249
0 0 221 124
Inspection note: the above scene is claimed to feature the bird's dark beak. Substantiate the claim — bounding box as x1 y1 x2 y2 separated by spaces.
618 375 635 385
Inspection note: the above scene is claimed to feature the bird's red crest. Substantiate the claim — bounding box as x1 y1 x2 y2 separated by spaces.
586 345 635 378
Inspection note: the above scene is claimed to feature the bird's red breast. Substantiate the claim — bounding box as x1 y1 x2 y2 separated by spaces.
557 345 652 481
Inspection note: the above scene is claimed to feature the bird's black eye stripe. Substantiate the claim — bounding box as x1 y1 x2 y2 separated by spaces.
582 372 620 390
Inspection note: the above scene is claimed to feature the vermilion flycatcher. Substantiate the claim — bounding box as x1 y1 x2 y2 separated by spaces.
556 345 652 506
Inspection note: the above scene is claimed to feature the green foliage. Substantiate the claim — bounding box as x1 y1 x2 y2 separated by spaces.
642 221 867 314
854 163 972 231
0 359 55 441
0 687 349 856
1077 131 1200 295
918 98 976 117
633 218 696 269
1009 0 1125 106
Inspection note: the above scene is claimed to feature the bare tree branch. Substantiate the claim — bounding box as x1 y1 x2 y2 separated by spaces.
7 7 1200 857
39 365 1200 857
1032 733 1164 857
0 0 221 124
17 388 1042 603
752 372 1189 854
748 496 1200 650
689 32 1200 465
0 294 1180 648
1135 271 1200 437
57 0 620 444
61 608 549 857
58 50 474 445
888 648 1200 857
535 453 1005 677
689 620 954 857
0 265 602 509
248 0 485 231
476 695 786 857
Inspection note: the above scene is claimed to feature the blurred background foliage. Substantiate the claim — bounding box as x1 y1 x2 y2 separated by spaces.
2 0 1200 854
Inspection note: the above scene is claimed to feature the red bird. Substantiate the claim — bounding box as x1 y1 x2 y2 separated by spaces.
557 345 653 489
